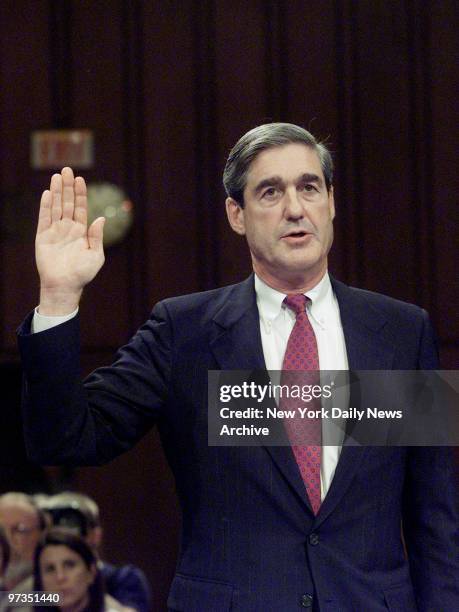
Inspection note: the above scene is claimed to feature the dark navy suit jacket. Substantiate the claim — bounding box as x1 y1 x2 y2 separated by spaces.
18 276 459 611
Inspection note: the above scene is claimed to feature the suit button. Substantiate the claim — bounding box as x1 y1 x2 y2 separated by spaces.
309 532 319 545
300 594 313 607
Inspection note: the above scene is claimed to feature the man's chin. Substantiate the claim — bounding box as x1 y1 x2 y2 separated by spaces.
278 255 322 276
255 262 325 291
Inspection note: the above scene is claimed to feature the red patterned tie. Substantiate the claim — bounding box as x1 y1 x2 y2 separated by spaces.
281 294 322 514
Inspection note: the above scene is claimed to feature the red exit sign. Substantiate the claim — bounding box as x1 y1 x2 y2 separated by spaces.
31 129 94 169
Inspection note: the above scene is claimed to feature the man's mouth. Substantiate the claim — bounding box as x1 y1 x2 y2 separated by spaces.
281 230 312 241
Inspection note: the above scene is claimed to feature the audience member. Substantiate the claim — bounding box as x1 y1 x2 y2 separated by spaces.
43 493 151 612
34 528 125 612
0 493 45 591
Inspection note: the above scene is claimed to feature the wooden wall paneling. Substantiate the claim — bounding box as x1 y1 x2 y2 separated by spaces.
282 1 343 279
0 243 38 355
404 0 436 313
213 0 273 286
70 1 125 169
0 2 52 184
283 1 338 137
263 0 289 121
350 2 418 302
331 0 366 286
190 0 221 290
0 2 52 353
49 0 73 128
69 1 133 349
142 1 201 306
120 0 150 332
429 0 459 357
441 347 459 372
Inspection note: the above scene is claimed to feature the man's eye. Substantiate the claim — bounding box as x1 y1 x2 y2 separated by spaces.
262 187 279 199
303 184 317 192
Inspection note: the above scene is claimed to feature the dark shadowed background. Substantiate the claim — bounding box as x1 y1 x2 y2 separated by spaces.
0 1 457 609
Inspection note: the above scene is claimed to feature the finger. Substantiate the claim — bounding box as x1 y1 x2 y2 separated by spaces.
37 190 52 234
61 167 75 219
50 173 63 222
74 176 88 226
88 217 105 251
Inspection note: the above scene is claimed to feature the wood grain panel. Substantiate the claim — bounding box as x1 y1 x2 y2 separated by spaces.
331 0 365 286
142 1 201 306
429 0 459 345
0 2 51 350
349 2 418 302
440 346 459 370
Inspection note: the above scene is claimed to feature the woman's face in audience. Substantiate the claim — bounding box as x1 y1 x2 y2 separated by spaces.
39 544 95 612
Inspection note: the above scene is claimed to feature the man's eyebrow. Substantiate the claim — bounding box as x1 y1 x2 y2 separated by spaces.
253 173 325 195
253 176 284 195
298 173 324 187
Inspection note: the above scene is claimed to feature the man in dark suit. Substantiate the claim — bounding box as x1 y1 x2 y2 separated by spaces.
18 124 458 610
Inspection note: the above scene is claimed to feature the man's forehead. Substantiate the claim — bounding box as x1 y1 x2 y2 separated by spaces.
0 502 37 520
245 143 323 186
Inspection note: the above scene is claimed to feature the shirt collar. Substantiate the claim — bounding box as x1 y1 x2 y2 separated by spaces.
254 274 286 321
254 272 335 330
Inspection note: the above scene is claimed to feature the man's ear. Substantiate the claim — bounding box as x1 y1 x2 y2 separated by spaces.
328 186 335 220
225 197 246 235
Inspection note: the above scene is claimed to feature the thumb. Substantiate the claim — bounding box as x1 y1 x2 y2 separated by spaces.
88 217 105 250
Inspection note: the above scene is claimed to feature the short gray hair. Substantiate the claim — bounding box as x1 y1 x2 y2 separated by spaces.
0 492 46 530
223 123 333 207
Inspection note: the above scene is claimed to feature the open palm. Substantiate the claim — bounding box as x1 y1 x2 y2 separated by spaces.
36 167 105 313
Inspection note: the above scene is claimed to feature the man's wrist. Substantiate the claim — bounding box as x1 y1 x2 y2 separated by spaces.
38 288 82 316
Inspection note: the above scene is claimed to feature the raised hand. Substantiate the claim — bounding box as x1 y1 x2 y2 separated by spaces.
36 167 105 315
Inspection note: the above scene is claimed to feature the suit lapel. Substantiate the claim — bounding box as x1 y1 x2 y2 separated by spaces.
331 277 395 370
210 276 313 511
313 278 397 525
210 275 265 371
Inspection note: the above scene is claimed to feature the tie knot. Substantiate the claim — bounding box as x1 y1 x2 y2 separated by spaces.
284 294 309 316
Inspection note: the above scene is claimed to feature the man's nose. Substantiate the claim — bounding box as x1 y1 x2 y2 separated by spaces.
283 188 303 219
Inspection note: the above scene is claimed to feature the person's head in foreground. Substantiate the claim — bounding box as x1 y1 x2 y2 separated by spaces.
33 528 104 612
0 492 44 566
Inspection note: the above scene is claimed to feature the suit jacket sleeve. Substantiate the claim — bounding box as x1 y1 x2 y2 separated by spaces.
17 301 173 465
403 309 459 609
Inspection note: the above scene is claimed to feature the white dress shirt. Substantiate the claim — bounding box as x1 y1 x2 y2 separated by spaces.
255 272 349 500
